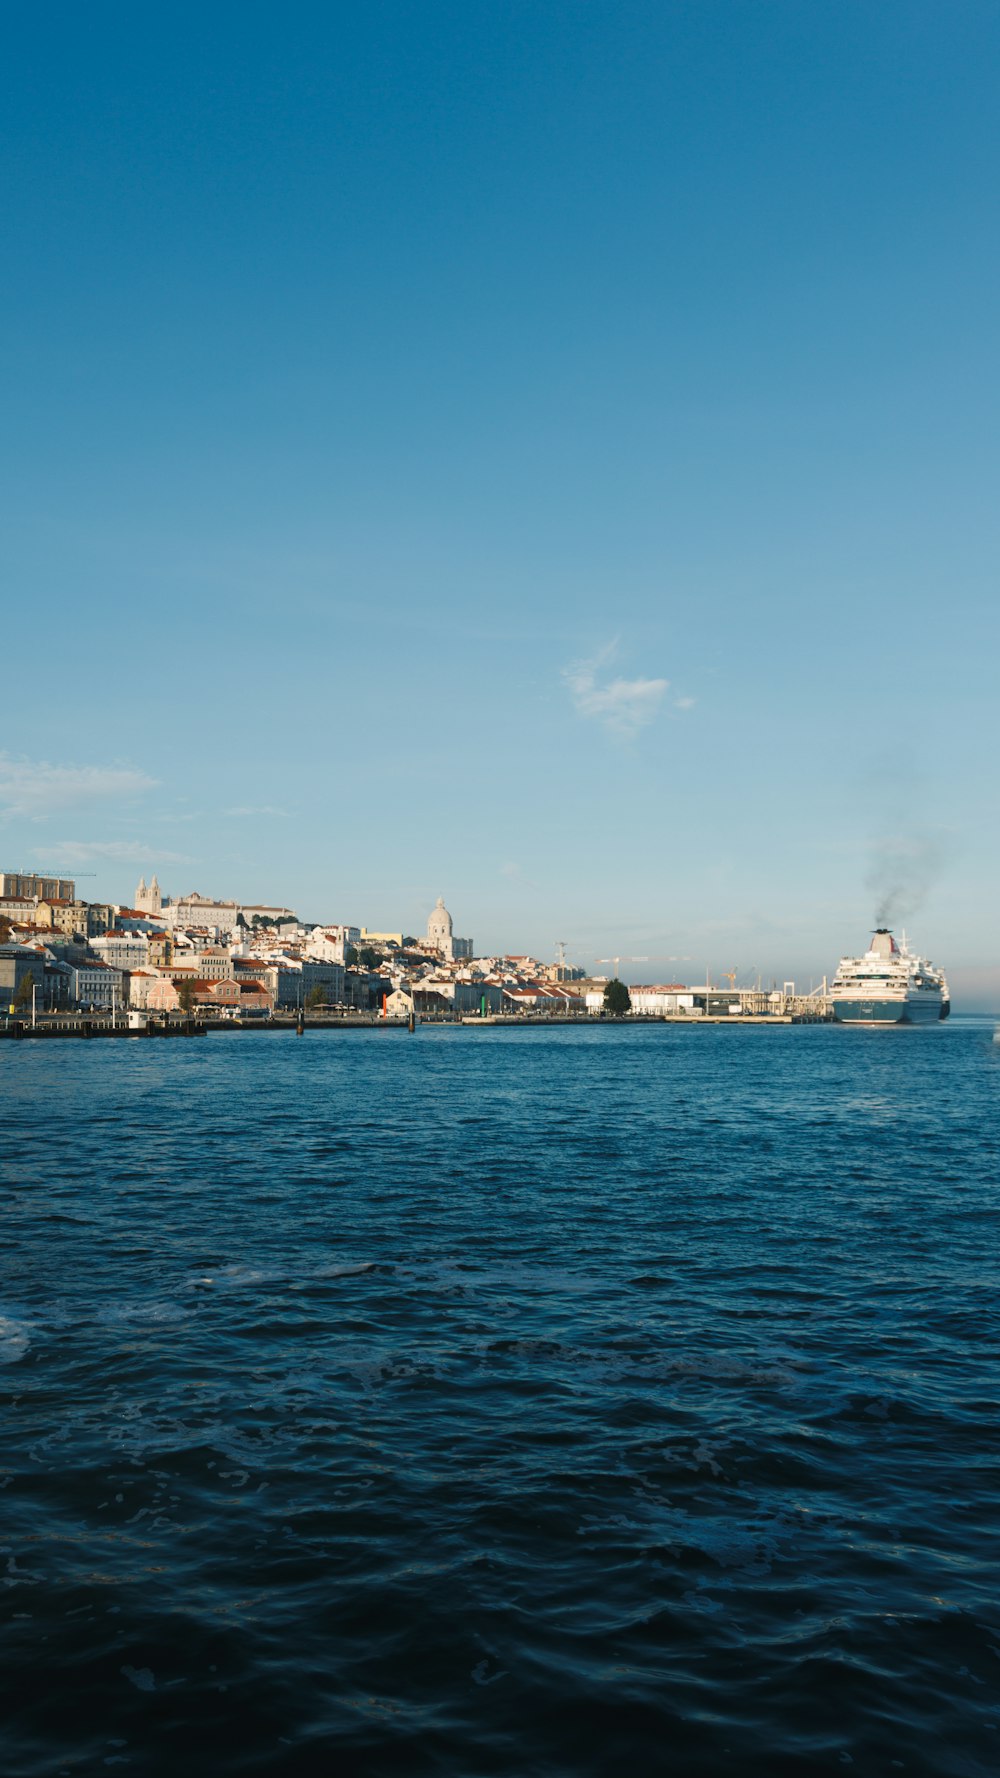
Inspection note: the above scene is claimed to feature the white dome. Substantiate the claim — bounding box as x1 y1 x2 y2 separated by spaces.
428 897 453 932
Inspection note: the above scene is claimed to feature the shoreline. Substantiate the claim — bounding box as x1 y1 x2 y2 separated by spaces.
3 1011 836 1039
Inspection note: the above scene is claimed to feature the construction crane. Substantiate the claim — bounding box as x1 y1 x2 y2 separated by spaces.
595 955 689 976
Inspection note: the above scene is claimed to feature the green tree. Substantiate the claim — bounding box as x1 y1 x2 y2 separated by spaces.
306 982 327 1009
603 978 631 1016
14 972 35 1010
358 946 381 971
176 977 198 1014
344 943 359 966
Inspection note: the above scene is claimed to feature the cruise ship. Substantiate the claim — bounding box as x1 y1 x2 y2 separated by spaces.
831 929 950 1024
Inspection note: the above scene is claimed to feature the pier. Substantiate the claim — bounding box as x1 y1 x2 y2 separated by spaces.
2 1009 832 1040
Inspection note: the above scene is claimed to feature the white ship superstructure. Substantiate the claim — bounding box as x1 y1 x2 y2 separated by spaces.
831 929 949 1024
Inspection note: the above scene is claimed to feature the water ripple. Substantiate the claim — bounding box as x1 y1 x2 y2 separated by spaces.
1 1022 998 1775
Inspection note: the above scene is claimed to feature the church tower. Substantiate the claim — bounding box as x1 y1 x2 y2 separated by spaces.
426 896 454 960
134 874 162 915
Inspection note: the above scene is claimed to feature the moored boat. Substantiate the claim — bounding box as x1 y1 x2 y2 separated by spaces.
831 929 949 1024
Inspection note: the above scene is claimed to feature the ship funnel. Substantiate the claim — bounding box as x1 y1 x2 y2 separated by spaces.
870 930 898 958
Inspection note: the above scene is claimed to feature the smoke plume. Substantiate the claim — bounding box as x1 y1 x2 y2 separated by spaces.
865 834 944 929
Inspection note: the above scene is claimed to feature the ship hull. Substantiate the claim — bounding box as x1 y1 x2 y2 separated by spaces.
832 997 942 1025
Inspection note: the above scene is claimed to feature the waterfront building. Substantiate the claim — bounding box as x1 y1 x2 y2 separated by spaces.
233 957 293 1004
302 960 345 1006
233 957 345 1009
127 969 161 1009
0 942 47 1011
163 963 199 993
67 959 124 1011
501 982 579 1014
190 977 274 1015
453 980 504 1014
385 987 414 1017
145 975 182 1012
628 984 696 1015
342 967 384 1010
45 958 72 1009
405 970 456 1002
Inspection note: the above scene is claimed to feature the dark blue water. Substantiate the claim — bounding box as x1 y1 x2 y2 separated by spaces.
2 1022 999 1777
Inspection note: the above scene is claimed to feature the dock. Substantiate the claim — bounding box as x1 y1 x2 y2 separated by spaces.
2 1009 832 1041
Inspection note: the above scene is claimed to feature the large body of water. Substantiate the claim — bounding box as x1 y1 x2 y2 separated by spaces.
2 1022 999 1776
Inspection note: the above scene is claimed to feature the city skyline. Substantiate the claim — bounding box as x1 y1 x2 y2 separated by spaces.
0 846 984 1010
2 6 998 1008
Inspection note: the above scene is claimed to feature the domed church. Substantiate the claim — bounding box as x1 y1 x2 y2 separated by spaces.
425 897 474 962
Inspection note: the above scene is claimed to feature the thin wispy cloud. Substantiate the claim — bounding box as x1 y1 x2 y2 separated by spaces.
0 753 156 819
500 859 538 889
38 840 192 866
562 640 669 739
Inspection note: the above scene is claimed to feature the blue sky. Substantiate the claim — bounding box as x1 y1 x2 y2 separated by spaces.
2 3 998 1004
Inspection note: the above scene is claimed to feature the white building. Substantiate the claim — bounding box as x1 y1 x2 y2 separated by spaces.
128 969 165 1009
163 894 241 933
191 946 234 981
68 959 124 1011
628 985 696 1015
425 897 473 962
241 903 299 926
155 892 297 933
305 924 360 964
90 931 150 970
